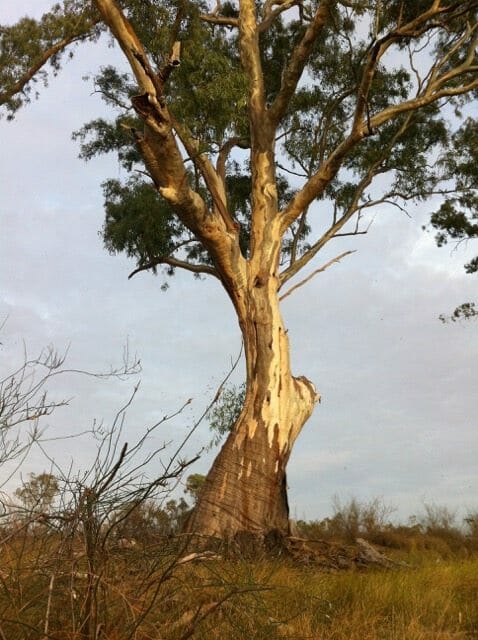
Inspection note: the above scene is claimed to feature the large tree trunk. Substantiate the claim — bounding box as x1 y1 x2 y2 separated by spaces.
185 273 319 537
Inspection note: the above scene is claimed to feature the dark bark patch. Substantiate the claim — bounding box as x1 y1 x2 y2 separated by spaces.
264 528 288 554
232 530 263 559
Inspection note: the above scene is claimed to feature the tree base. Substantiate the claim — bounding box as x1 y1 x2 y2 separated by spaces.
180 529 410 570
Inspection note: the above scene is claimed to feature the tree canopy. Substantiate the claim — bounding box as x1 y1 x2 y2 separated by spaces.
2 1 477 292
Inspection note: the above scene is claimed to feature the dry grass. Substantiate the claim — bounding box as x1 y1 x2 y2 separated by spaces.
262 559 478 640
1 533 477 639
179 557 478 639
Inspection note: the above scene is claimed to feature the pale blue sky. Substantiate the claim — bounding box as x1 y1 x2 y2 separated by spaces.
1 2 477 523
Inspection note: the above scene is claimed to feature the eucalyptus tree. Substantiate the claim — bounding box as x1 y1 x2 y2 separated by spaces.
2 0 477 537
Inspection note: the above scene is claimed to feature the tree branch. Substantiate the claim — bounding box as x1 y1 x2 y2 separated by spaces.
238 0 267 127
94 0 164 103
1 35 87 107
279 250 355 301
351 1 463 136
217 137 250 185
369 77 478 133
259 0 300 32
316 86 357 165
200 14 239 28
268 0 333 127
288 207 309 266
280 6 478 234
281 111 417 283
238 0 282 266
280 130 364 234
128 256 219 280
171 117 239 234
158 40 182 84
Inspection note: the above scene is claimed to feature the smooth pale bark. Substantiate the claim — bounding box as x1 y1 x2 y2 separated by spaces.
186 259 319 537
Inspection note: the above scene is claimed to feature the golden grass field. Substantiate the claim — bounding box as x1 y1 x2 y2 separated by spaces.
1 534 477 640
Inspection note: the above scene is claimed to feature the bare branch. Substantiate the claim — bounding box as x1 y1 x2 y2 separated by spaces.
171 117 239 233
217 137 250 185
128 256 219 280
93 0 248 302
316 86 357 165
259 0 300 32
281 109 418 283
93 0 164 102
200 14 239 28
280 250 355 301
288 207 309 267
92 1 204 218
158 40 182 84
350 2 467 137
268 0 334 126
279 3 478 232
277 161 308 179
369 77 478 133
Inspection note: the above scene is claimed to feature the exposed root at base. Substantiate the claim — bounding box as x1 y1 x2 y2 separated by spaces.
181 530 411 571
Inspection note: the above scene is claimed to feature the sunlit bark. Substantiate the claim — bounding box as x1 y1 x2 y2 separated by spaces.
186 269 319 536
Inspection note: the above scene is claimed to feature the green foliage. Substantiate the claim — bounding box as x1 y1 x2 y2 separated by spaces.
439 302 477 323
207 382 245 447
0 1 102 118
102 176 185 271
2 1 477 311
185 472 206 504
260 16 303 106
34 1 469 291
125 0 248 143
426 117 478 320
430 117 478 274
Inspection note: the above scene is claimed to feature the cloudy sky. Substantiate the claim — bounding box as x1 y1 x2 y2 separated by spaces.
1 2 477 523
